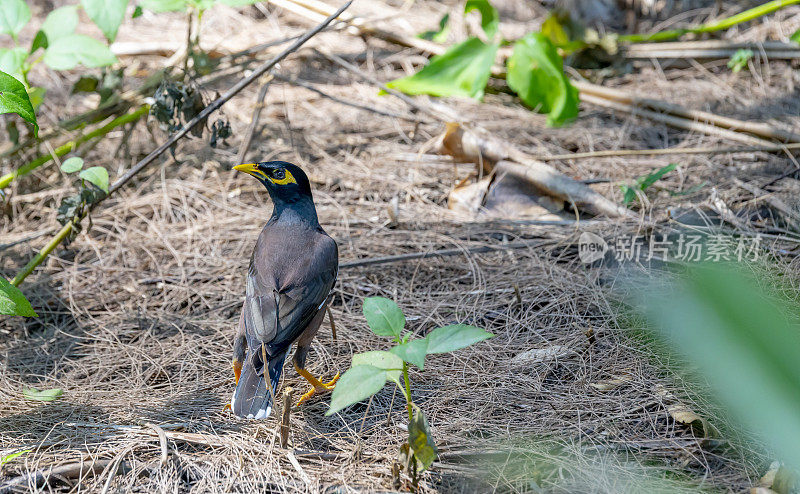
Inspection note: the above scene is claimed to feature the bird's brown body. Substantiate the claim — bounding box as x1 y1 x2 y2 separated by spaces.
230 161 338 419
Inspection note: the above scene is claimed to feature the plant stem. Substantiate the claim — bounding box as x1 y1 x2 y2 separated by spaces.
11 221 76 286
402 362 413 422
618 0 800 43
0 105 149 190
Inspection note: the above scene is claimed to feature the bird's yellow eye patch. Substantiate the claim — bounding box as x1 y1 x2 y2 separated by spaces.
270 169 296 185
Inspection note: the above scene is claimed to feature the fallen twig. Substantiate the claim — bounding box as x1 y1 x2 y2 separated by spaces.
9 0 353 287
0 459 128 494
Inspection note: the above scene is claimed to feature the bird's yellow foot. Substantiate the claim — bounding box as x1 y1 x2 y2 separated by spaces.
296 372 340 406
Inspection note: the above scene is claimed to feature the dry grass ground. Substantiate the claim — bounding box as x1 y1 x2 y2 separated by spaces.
2 0 800 492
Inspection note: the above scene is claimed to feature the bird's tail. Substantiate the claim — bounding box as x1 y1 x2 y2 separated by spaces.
231 346 287 419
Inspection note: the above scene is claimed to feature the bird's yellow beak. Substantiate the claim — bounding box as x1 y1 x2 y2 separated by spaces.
233 163 259 176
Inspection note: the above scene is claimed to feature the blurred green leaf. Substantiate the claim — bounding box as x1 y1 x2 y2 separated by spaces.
507 32 578 126
640 263 800 469
0 449 31 467
418 13 450 43
792 29 800 44
138 0 186 12
352 350 403 389
188 0 214 9
0 0 30 37
0 70 38 136
386 38 498 100
391 339 428 369
464 0 499 40
728 48 753 73
132 5 143 17
0 277 37 317
81 0 129 42
41 5 79 43
79 166 109 193
61 157 84 173
426 324 492 354
30 31 48 53
326 365 387 415
44 35 118 70
27 86 45 110
363 297 406 337
23 387 62 401
408 407 437 471
541 13 569 47
0 47 27 84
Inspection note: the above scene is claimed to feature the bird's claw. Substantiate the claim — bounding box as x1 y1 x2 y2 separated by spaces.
296 372 340 406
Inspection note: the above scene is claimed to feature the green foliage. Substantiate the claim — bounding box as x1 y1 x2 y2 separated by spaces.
22 387 63 401
138 0 187 11
0 47 27 83
0 0 30 39
728 48 753 73
43 35 118 70
639 263 800 469
0 70 38 136
386 38 499 100
506 32 579 126
79 166 110 193
40 5 80 44
362 296 406 337
418 13 450 43
792 29 800 44
464 0 498 40
0 277 37 317
81 0 129 42
0 449 31 468
328 297 492 481
387 0 577 126
61 157 84 173
620 163 677 205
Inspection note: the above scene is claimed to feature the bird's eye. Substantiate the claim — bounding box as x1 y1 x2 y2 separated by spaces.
273 169 286 180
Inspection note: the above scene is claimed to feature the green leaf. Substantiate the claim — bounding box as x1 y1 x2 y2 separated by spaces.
132 5 143 17
61 157 84 173
408 407 437 471
506 32 579 127
638 163 677 191
27 86 45 110
639 264 800 470
41 5 79 42
138 0 186 11
0 449 31 467
728 48 753 73
426 324 492 354
386 38 498 100
44 35 118 70
363 297 406 337
0 0 30 37
541 13 569 47
418 13 450 43
620 184 637 205
0 70 38 137
792 29 800 44
22 387 63 402
0 277 37 317
0 47 28 84
81 0 129 42
464 0 499 40
390 339 429 369
79 166 109 193
326 365 388 415
187 0 214 9
352 350 403 387
30 31 48 53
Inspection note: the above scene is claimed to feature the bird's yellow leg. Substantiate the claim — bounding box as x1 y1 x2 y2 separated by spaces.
294 363 340 405
224 360 244 413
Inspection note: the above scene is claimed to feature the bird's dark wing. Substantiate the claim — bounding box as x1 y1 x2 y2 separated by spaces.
232 233 337 418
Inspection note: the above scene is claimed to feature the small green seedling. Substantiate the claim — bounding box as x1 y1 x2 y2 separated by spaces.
57 157 110 240
328 297 492 487
22 387 63 402
728 49 753 73
0 449 31 468
620 163 677 205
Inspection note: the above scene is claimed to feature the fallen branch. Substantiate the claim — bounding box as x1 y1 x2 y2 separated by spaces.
0 459 129 494
9 1 353 287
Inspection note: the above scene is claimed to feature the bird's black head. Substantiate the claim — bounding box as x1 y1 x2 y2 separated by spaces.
233 161 312 198
233 160 317 223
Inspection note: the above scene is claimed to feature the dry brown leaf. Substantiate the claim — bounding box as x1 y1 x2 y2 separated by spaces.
589 374 632 391
656 384 719 438
511 345 573 367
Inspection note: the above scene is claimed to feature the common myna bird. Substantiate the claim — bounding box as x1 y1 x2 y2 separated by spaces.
230 161 339 419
